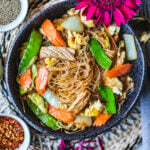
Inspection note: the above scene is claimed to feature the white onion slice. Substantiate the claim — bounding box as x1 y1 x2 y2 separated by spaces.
43 90 60 108
62 15 84 32
74 116 92 127
123 34 138 61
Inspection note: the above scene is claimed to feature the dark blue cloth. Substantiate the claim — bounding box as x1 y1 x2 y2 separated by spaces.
140 74 150 150
140 42 150 150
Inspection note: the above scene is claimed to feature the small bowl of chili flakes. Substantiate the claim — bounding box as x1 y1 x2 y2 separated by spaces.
0 114 30 150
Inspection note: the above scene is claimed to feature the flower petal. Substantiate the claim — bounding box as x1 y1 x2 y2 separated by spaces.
113 8 126 27
135 0 142 4
114 0 122 5
120 4 136 19
75 0 89 10
124 0 138 10
95 8 100 17
86 4 97 20
104 11 111 27
95 12 103 24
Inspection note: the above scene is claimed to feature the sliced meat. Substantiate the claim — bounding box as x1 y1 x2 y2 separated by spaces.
67 90 91 114
104 49 116 59
40 46 76 61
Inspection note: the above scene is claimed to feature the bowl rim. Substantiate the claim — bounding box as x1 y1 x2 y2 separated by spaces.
0 114 30 150
5 0 146 140
0 0 28 32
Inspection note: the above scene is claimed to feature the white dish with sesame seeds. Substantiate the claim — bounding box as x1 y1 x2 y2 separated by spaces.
0 114 30 150
0 0 28 32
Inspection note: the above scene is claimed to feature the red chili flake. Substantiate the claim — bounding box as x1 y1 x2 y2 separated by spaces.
0 116 24 149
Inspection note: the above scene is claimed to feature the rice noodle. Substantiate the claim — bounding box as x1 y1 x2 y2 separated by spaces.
33 13 134 131
39 46 102 105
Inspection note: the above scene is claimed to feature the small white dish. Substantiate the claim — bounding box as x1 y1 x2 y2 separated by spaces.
0 114 30 150
0 0 28 32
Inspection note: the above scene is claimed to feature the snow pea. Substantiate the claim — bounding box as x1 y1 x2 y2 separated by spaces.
89 38 112 70
98 85 116 115
26 99 59 130
28 93 48 113
19 86 27 95
30 64 37 88
18 30 42 76
19 64 38 95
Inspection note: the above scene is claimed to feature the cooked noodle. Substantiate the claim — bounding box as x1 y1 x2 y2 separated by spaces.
37 46 102 105
18 8 134 131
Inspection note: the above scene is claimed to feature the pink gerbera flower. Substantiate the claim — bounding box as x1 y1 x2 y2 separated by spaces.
75 0 142 27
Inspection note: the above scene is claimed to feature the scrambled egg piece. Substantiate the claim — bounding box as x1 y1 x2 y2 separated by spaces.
53 18 64 31
67 8 80 15
80 15 95 28
81 99 104 117
104 77 123 96
45 58 58 66
67 30 89 50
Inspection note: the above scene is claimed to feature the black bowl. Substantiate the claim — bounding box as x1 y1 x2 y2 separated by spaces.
5 0 146 140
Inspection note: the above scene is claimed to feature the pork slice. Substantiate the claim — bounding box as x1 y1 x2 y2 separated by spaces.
40 46 76 61
67 90 91 115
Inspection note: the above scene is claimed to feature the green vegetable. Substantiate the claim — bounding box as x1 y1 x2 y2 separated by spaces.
26 99 59 130
98 85 116 115
18 30 42 76
28 93 48 113
20 41 29 51
89 38 112 70
19 64 38 95
19 86 27 95
31 64 37 89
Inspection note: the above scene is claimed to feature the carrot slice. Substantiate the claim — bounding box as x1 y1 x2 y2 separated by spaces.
41 19 66 47
93 113 112 126
20 68 32 90
35 67 48 95
106 63 132 78
49 105 75 123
